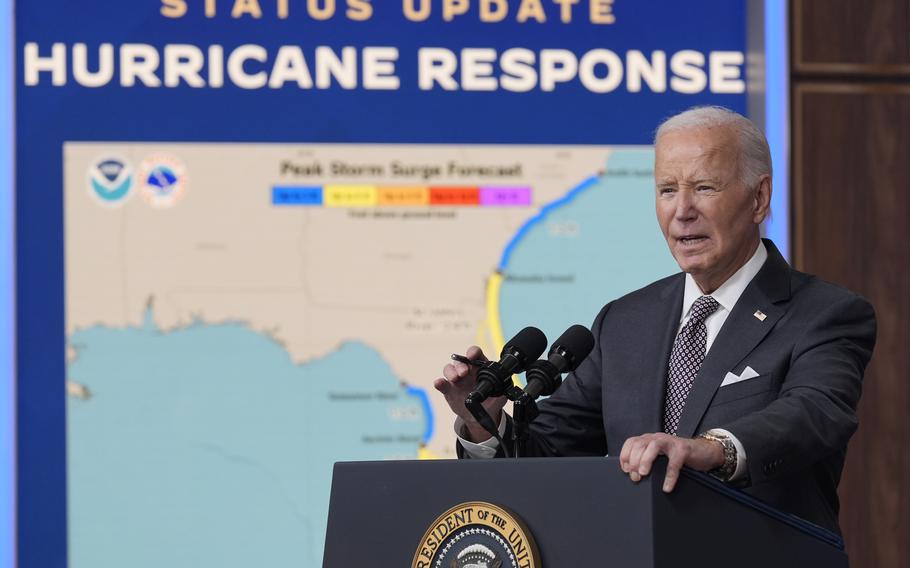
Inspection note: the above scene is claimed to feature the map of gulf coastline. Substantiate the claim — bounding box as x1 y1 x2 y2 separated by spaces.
65 144 678 567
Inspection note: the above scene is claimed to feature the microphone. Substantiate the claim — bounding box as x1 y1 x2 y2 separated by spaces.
523 324 595 400
464 326 548 407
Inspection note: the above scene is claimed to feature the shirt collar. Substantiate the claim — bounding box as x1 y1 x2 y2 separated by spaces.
681 241 768 322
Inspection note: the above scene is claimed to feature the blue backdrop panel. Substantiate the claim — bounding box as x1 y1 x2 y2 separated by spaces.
15 1 747 566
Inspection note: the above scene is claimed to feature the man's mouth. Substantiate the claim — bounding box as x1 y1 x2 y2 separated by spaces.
677 235 709 246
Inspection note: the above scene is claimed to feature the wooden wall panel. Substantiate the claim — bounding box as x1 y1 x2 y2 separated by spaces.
793 85 910 568
794 0 910 74
793 3 910 565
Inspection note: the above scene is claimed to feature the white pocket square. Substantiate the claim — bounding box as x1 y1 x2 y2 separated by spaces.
721 366 760 387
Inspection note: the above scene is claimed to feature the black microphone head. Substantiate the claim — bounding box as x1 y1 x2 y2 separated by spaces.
501 326 548 371
525 360 563 397
549 324 595 372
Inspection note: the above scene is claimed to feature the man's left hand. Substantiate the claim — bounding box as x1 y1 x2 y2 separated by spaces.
619 433 724 493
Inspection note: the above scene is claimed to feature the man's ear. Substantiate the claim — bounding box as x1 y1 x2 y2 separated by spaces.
753 174 772 224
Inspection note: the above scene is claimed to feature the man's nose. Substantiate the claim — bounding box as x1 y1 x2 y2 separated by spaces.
674 190 698 221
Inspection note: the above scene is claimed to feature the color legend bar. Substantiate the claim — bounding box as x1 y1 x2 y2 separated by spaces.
272 186 322 205
429 187 480 206
480 186 532 206
272 185 532 208
324 185 378 207
377 186 430 206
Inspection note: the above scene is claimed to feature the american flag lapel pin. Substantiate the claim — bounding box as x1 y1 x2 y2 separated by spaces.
753 309 767 321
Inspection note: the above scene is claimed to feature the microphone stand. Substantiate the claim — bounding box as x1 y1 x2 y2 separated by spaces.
466 382 539 459
465 394 513 459
506 385 538 459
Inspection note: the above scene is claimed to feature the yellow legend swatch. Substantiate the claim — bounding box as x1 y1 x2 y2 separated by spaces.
324 185 378 207
377 186 430 206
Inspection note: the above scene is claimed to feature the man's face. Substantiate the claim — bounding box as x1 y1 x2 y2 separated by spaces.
654 125 768 292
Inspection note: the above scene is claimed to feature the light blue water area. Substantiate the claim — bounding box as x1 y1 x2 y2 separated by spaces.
500 149 680 343
67 309 426 568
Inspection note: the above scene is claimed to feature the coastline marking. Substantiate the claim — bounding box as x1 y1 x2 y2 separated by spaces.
497 176 599 271
485 272 506 357
405 384 435 448
483 175 600 371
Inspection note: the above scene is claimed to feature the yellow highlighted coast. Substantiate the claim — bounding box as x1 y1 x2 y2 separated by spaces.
481 270 525 386
417 445 440 460
485 272 506 358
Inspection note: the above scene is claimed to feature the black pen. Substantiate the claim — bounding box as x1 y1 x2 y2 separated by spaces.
451 354 484 366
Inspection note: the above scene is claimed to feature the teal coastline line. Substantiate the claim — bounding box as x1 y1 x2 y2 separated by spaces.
405 385 434 444
497 176 599 271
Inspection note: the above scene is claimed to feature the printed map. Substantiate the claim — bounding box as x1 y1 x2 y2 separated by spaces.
64 143 678 567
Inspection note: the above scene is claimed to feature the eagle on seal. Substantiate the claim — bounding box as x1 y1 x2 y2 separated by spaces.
451 544 503 568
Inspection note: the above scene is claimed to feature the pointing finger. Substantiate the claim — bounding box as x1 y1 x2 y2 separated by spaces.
452 360 470 376
465 345 487 361
443 364 461 382
433 377 451 395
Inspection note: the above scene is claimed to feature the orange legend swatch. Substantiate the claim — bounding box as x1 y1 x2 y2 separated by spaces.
377 186 430 206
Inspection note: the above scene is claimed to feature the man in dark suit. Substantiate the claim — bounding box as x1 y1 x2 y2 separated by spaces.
434 106 876 534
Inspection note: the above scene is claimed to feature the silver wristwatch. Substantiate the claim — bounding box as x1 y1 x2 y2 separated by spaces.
699 430 737 481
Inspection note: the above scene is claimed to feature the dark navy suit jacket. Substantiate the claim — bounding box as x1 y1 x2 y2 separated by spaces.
462 240 876 534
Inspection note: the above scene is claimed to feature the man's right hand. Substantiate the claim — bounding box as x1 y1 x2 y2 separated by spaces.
433 345 508 443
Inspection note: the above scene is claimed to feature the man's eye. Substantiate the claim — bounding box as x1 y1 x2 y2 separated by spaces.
697 185 715 192
658 187 675 195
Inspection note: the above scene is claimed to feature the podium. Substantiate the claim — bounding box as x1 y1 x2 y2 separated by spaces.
323 458 847 568
322 457 847 567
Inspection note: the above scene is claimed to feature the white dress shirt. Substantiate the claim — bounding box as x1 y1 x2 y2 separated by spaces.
458 241 769 480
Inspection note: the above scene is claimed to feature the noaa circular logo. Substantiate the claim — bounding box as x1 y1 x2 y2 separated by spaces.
412 502 540 568
138 154 186 208
87 157 133 206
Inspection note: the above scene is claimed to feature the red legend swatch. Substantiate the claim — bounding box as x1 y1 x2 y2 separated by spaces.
429 187 481 206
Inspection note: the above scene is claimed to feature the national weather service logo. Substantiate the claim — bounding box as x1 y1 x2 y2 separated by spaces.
138 154 186 208
87 157 133 206
412 502 540 568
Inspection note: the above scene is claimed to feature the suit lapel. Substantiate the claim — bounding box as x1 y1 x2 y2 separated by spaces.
639 275 685 433
674 240 792 438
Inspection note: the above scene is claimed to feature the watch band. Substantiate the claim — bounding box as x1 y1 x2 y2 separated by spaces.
699 430 737 481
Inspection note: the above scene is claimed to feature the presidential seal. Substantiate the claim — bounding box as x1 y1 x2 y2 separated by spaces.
412 502 540 568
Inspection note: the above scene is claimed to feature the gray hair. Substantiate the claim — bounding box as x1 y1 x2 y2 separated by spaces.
654 106 772 188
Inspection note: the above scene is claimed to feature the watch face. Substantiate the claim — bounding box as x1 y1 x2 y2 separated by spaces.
701 433 736 479
720 441 736 475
